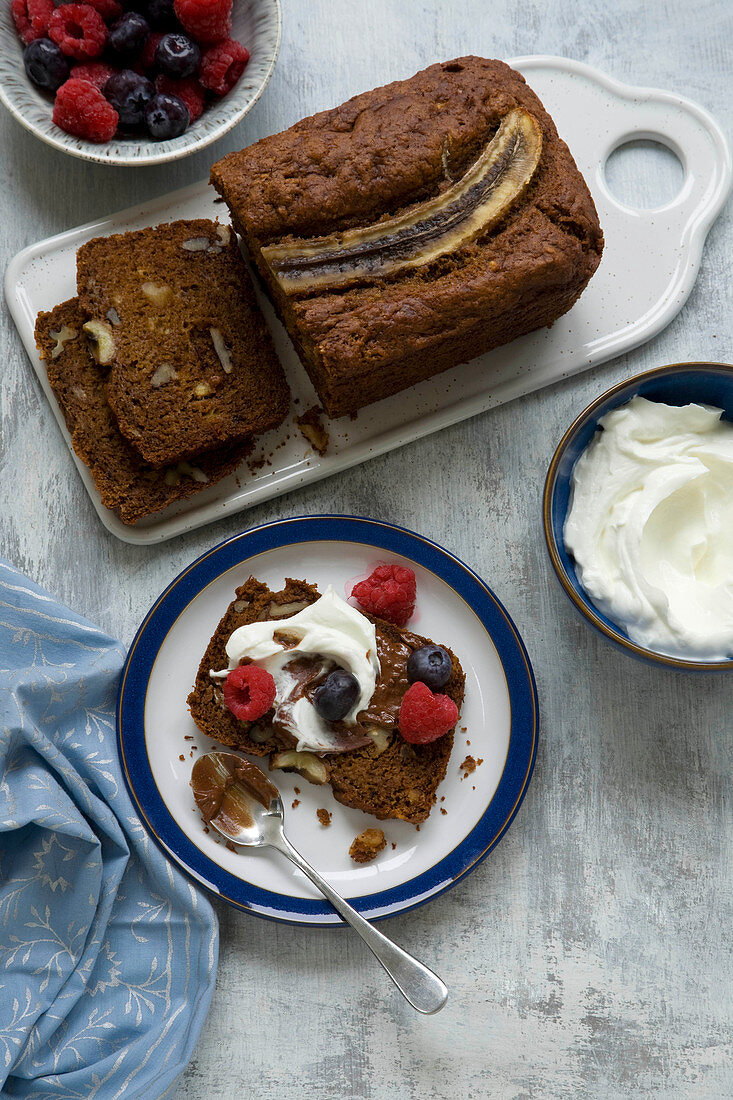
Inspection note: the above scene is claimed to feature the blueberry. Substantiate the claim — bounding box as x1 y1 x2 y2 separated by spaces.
144 91 189 139
406 645 452 691
23 39 70 93
146 0 178 29
107 12 150 59
313 670 360 722
104 69 154 128
155 32 200 79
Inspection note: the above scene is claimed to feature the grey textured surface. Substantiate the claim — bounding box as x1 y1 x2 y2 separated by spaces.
1 1 732 1097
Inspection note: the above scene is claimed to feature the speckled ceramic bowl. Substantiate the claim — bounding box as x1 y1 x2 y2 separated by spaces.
543 362 733 672
0 0 280 166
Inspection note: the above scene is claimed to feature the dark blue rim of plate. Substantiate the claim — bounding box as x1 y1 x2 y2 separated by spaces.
117 515 539 926
543 362 733 672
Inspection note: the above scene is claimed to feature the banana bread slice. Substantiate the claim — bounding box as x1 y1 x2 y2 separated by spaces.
35 298 250 525
187 577 465 824
76 219 290 465
211 57 603 418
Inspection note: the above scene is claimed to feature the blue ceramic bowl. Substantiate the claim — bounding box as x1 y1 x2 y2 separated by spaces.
543 362 733 671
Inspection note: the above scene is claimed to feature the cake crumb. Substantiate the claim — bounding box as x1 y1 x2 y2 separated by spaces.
184 735 194 740
294 786 300 795
349 828 386 864
296 406 329 455
291 799 300 809
316 808 332 827
391 842 396 850
247 453 267 473
476 757 484 767
178 754 185 761
440 807 447 815
460 755 477 777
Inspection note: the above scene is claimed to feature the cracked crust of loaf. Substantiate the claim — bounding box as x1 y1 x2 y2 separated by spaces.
187 578 465 824
34 298 251 525
76 219 290 465
211 57 603 418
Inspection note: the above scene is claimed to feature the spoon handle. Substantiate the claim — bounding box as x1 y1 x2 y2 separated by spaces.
274 832 448 1014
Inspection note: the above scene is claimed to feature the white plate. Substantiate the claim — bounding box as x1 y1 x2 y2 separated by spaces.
6 58 731 543
117 517 538 924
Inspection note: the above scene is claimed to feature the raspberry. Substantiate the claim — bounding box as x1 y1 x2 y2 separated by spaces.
58 0 122 19
70 60 115 89
198 38 249 95
398 682 458 745
222 664 276 722
11 0 54 44
49 4 106 60
174 0 231 45
53 78 118 141
351 563 417 627
141 30 165 70
155 73 205 120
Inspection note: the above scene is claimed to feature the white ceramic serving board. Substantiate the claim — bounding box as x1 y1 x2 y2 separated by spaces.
6 57 731 545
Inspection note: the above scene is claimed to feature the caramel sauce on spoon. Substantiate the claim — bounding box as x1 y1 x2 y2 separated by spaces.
191 752 279 835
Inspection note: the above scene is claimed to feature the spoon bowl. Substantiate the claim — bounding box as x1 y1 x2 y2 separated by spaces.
191 750 283 847
191 750 448 1014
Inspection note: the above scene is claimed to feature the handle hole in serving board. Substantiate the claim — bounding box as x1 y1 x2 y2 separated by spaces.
604 138 685 211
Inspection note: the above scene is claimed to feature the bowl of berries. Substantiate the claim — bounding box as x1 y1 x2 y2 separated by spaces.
0 0 280 164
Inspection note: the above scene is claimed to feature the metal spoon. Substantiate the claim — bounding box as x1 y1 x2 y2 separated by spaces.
191 750 448 1015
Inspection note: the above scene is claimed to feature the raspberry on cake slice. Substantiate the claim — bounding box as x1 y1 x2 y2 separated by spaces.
34 298 251 524
188 577 465 825
76 219 290 467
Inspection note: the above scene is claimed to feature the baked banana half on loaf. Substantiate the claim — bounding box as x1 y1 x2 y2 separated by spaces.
211 57 604 418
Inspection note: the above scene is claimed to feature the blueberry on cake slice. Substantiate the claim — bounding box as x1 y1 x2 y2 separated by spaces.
187 573 465 824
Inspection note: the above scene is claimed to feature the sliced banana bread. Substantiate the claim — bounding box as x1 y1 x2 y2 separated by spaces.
76 219 290 465
35 298 250 525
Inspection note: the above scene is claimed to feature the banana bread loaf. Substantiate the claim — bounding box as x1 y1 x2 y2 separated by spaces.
211 57 603 419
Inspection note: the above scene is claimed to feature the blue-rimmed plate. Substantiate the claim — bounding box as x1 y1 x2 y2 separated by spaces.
118 516 538 925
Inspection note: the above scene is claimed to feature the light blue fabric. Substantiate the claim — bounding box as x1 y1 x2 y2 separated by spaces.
0 560 218 1099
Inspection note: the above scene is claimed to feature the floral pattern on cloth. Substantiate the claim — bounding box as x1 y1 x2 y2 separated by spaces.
0 560 218 1099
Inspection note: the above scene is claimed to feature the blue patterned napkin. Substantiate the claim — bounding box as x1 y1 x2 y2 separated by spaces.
0 560 218 1099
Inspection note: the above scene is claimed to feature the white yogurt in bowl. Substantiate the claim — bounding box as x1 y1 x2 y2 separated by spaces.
564 396 733 661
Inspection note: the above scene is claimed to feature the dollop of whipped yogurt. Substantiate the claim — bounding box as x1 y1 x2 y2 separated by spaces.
211 586 380 752
564 396 733 660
